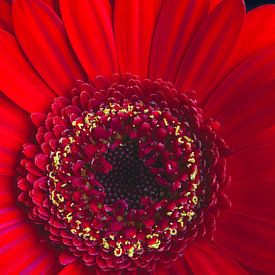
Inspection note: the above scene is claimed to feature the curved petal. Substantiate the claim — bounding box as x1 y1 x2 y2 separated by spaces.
0 96 32 175
169 257 192 275
227 180 275 223
60 0 118 80
58 260 92 275
176 0 245 100
202 4 275 104
222 4 275 83
0 133 22 175
0 0 13 33
12 0 86 96
227 125 275 183
115 0 161 78
214 212 275 274
149 0 209 82
0 206 59 273
42 0 60 15
153 259 192 275
203 47 275 143
209 0 222 10
0 176 16 206
0 94 31 143
184 242 248 274
0 30 55 112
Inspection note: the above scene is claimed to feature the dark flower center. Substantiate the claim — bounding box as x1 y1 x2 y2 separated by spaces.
18 74 231 272
96 140 166 208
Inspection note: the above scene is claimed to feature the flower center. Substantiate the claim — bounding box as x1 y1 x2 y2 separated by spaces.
96 140 166 208
18 74 230 272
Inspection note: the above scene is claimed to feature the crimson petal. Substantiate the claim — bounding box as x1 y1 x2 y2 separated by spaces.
176 0 245 101
0 30 55 112
115 0 161 77
149 0 209 82
60 0 118 80
12 0 86 96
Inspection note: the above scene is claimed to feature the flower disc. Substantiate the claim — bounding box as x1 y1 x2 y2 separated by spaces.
18 74 230 272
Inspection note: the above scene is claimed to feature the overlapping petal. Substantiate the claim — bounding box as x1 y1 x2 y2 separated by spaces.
149 0 209 82
176 0 245 101
0 0 12 33
0 30 55 112
60 0 118 80
115 0 161 77
12 0 86 96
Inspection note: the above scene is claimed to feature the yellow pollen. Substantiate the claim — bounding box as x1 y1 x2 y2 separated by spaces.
163 118 169 126
56 193 64 202
128 247 135 257
169 228 177 235
148 239 161 249
184 135 194 143
114 248 123 257
109 235 115 240
83 227 91 233
175 125 180 136
192 196 198 204
83 233 91 238
177 218 185 228
188 157 195 163
190 169 198 180
64 145 71 153
65 212 73 222
102 238 110 249
53 151 61 166
178 137 185 144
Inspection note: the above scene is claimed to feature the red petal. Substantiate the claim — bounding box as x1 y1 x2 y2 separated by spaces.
9 250 58 274
149 0 209 82
223 4 275 84
0 0 13 33
0 30 55 112
169 257 192 275
42 0 60 15
0 206 58 273
0 94 31 142
115 0 161 78
214 212 275 274
204 47 275 143
0 133 24 175
0 176 15 206
0 96 32 175
60 0 117 80
209 0 222 11
58 261 92 274
227 126 275 182
176 0 244 100
202 4 275 101
59 251 77 265
227 180 275 223
12 0 86 95
184 242 248 274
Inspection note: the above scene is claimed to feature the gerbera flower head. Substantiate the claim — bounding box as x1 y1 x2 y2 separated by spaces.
18 74 230 272
0 0 275 274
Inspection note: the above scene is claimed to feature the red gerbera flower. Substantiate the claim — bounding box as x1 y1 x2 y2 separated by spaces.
0 0 275 274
